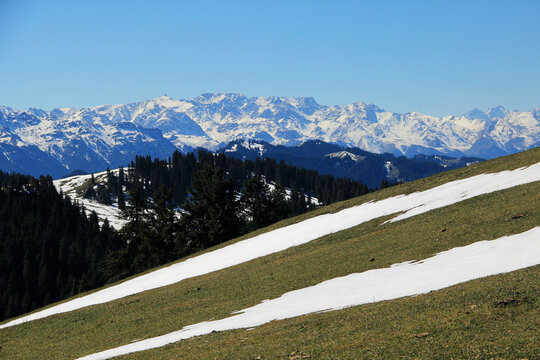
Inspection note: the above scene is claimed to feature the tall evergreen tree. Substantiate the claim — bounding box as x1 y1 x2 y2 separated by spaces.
240 174 271 231
118 166 125 187
121 185 147 226
180 165 240 249
146 185 177 262
117 189 126 211
96 184 111 205
296 188 307 215
267 183 290 224
105 185 150 280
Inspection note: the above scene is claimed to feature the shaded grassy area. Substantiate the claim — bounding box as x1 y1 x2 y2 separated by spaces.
0 148 539 359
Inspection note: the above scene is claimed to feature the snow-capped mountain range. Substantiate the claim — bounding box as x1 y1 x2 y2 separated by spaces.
0 93 538 177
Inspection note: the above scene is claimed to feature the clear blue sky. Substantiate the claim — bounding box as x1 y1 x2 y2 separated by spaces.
1 0 539 116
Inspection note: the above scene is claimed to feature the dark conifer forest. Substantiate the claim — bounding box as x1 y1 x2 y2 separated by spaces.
126 149 371 207
0 171 121 322
102 149 372 279
1 149 373 322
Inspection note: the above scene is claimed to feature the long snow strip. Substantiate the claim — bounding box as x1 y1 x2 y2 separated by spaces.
2 162 540 329
79 227 540 360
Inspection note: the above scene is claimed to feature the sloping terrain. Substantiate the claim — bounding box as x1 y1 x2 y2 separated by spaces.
79 227 539 360
0 94 538 177
0 148 538 359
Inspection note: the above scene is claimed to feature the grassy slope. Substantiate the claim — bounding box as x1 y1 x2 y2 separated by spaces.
1 148 539 359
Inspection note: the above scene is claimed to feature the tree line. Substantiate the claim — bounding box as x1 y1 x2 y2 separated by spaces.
85 150 372 280
105 166 308 280
0 171 121 322
1 150 373 322
94 149 371 210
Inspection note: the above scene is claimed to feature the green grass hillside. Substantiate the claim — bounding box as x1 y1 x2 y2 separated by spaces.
1 148 539 359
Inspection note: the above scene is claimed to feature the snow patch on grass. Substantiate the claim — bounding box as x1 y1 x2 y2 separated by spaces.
78 227 540 360
2 162 539 329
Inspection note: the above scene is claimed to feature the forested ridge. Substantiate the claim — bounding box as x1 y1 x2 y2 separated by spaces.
1 149 374 322
99 149 373 279
116 149 371 208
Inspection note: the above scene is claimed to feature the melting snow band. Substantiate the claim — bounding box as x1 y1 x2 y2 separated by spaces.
1 162 540 330
78 227 540 360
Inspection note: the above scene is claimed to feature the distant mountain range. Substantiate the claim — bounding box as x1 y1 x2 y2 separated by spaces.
219 139 483 188
0 94 538 177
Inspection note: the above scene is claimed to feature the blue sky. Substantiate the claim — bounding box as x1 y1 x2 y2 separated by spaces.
1 0 539 116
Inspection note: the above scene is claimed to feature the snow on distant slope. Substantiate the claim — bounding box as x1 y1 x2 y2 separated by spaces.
53 168 318 229
324 151 366 162
78 226 540 360
2 162 539 330
224 139 268 157
0 95 538 177
266 181 320 206
53 170 127 230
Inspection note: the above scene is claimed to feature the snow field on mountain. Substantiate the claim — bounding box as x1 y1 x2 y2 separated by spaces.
2 161 539 330
53 170 127 229
1 94 539 179
75 199 127 230
78 226 540 360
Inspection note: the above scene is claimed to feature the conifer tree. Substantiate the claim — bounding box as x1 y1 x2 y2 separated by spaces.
117 189 126 211
118 166 125 187
289 187 299 215
267 183 290 224
107 184 152 278
180 165 240 249
240 174 271 231
121 184 147 226
146 185 177 262
296 188 307 215
83 181 96 199
96 184 112 205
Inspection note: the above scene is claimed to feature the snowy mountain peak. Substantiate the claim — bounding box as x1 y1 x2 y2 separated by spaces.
0 93 538 178
349 101 381 110
486 105 508 119
464 108 490 121
194 92 247 104
294 96 319 108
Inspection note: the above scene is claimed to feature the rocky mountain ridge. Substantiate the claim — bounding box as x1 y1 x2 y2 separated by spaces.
0 94 537 177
